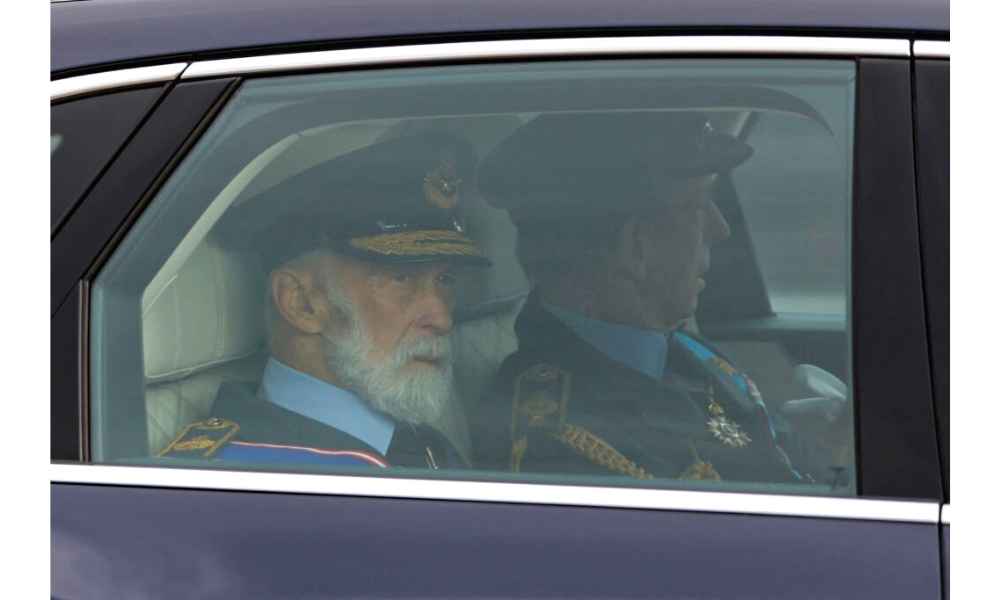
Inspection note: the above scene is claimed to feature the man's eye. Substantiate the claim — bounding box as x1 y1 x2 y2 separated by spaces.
390 272 412 284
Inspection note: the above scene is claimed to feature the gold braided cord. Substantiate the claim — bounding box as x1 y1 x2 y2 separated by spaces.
349 229 483 257
553 424 653 480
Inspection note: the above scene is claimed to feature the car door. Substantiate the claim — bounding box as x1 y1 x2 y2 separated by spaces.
52 36 945 599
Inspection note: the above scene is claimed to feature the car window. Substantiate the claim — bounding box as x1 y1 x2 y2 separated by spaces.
90 59 856 496
50 86 163 231
735 110 851 316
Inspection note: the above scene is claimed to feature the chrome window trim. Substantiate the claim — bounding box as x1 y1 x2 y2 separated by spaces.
941 504 951 525
51 62 189 102
913 40 950 58
181 36 909 80
52 463 938 524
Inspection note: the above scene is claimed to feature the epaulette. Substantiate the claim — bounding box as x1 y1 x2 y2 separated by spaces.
509 363 653 480
510 363 569 471
157 417 240 459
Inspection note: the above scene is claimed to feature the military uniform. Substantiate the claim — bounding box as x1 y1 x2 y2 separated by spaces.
474 110 803 483
474 299 800 483
160 131 488 470
161 359 465 469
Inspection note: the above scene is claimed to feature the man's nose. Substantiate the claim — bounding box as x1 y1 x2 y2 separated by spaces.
413 287 453 335
705 199 731 244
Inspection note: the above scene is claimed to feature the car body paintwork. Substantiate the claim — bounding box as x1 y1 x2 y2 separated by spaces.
52 0 948 75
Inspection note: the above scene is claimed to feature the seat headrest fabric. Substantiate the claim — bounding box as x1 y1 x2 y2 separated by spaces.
142 238 265 383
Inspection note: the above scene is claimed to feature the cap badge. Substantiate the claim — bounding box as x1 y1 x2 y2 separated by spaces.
423 159 462 210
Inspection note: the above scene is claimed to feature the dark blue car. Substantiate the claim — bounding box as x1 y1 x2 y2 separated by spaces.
52 1 949 597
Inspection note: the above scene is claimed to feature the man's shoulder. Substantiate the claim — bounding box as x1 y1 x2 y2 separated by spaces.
219 381 385 451
158 381 389 467
501 305 635 386
157 416 389 468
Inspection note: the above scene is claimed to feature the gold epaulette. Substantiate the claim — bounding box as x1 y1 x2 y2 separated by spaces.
157 417 240 459
510 363 570 471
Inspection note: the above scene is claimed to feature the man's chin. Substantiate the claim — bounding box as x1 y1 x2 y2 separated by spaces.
373 364 452 425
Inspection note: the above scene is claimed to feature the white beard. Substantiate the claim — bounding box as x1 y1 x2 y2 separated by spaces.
322 285 453 425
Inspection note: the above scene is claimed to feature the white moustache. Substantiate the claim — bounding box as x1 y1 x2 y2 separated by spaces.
391 335 453 367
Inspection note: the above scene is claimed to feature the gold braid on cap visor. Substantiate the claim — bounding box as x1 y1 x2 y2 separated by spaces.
348 229 483 257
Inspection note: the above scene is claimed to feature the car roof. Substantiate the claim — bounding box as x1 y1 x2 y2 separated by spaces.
52 0 949 76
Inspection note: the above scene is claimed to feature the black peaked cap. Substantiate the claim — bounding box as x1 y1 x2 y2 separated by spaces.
479 111 753 223
223 132 490 270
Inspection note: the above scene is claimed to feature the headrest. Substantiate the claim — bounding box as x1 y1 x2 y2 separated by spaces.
142 238 265 383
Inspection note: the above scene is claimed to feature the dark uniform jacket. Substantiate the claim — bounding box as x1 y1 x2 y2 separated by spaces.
474 299 801 483
160 381 465 470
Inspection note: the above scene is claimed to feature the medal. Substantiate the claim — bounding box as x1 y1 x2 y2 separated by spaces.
705 386 752 448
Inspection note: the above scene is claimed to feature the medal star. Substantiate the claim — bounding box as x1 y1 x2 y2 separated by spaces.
707 417 752 448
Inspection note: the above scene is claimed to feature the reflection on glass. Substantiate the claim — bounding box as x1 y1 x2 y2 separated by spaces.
91 60 857 496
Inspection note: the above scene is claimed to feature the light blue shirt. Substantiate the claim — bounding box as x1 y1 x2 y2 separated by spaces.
544 304 669 381
260 358 396 454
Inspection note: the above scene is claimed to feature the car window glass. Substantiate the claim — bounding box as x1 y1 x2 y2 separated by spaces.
51 86 163 231
90 59 856 496
734 112 850 315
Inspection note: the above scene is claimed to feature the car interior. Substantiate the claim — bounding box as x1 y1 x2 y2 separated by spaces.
78 60 853 491
138 110 844 479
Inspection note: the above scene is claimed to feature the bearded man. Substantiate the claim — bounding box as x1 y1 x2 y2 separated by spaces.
160 133 488 470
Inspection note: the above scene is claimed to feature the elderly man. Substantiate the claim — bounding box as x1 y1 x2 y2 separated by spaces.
473 112 807 483
160 133 488 470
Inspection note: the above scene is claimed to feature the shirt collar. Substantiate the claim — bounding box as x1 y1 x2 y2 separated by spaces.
544 303 669 381
260 358 396 454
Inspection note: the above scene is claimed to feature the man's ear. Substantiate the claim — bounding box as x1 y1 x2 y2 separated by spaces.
271 267 329 335
612 216 647 283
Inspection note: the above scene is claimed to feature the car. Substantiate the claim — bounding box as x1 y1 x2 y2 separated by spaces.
51 0 950 597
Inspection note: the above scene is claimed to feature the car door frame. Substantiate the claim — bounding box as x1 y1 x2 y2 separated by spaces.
912 39 950 600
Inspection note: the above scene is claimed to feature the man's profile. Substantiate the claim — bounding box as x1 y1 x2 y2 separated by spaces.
160 133 488 470
473 111 806 483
